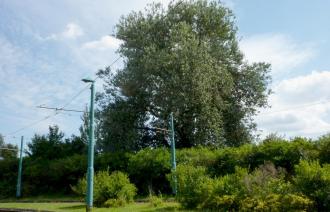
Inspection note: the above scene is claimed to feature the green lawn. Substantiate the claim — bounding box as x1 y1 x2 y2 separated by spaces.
0 201 190 212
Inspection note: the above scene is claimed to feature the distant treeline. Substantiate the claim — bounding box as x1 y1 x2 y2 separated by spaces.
0 133 330 210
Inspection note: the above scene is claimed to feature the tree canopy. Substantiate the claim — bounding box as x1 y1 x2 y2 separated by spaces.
97 0 271 151
27 125 86 159
0 134 18 160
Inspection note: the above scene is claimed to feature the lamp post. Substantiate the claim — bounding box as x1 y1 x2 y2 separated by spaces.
16 136 24 198
169 112 177 195
82 78 95 211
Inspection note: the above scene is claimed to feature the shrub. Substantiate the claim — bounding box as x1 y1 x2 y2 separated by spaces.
103 198 126 207
212 144 253 176
172 163 314 211
293 160 330 210
169 164 212 209
72 170 136 207
128 148 171 195
239 194 313 212
148 194 163 207
0 158 18 198
170 164 246 210
176 147 217 168
316 134 330 164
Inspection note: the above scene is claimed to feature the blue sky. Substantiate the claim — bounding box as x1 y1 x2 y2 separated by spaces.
1 0 330 147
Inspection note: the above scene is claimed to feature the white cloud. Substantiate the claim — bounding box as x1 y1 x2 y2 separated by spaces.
0 36 24 78
62 23 84 39
256 70 330 138
240 34 315 73
47 22 84 40
82 35 123 50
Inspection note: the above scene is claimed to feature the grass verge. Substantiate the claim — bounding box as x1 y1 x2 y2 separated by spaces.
0 201 191 212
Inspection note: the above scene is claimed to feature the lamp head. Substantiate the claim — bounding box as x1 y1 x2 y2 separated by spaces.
82 78 94 83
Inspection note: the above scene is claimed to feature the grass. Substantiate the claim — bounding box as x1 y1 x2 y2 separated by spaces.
0 201 191 212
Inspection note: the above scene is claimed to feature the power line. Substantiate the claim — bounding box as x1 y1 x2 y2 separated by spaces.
5 112 58 136
2 1 184 137
37 105 85 113
59 85 90 110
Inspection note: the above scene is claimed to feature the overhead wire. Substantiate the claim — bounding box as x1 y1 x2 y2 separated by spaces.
2 0 184 137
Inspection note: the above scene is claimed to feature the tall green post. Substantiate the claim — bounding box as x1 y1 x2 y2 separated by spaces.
16 136 23 198
169 112 177 195
82 78 95 211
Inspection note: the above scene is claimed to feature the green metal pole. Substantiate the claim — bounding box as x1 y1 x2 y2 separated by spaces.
169 112 177 195
86 81 95 211
16 136 23 198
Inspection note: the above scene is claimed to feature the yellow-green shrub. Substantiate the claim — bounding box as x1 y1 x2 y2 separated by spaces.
72 170 136 207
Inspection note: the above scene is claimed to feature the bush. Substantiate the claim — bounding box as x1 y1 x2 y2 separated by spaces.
212 144 253 176
148 194 163 207
169 164 212 209
249 138 316 173
172 163 314 211
177 147 217 168
0 158 18 198
239 194 313 212
128 148 171 195
293 160 330 210
316 134 330 164
169 164 246 210
72 170 136 207
103 198 126 207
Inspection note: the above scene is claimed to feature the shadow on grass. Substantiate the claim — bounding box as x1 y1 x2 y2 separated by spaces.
58 205 85 210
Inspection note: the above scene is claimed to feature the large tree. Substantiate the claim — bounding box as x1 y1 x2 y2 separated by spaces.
97 0 271 150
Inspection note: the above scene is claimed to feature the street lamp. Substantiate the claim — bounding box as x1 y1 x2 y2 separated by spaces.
82 78 95 211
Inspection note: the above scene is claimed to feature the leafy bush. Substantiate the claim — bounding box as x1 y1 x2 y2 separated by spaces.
249 138 317 173
315 134 330 164
177 147 217 167
72 170 136 207
212 144 253 176
169 164 212 209
128 148 171 195
0 158 18 198
103 198 126 207
171 163 314 211
240 194 313 211
148 194 163 207
293 160 330 210
95 152 131 173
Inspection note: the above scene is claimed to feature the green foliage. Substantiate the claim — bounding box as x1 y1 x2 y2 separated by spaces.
22 154 87 195
103 198 126 207
128 148 171 195
0 158 18 198
148 194 163 207
73 171 136 207
0 134 18 160
27 125 87 160
171 163 314 211
169 164 211 209
212 137 318 177
97 0 271 150
239 194 313 212
0 134 329 212
95 152 131 173
316 134 330 164
293 160 330 210
176 147 217 167
212 144 253 176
